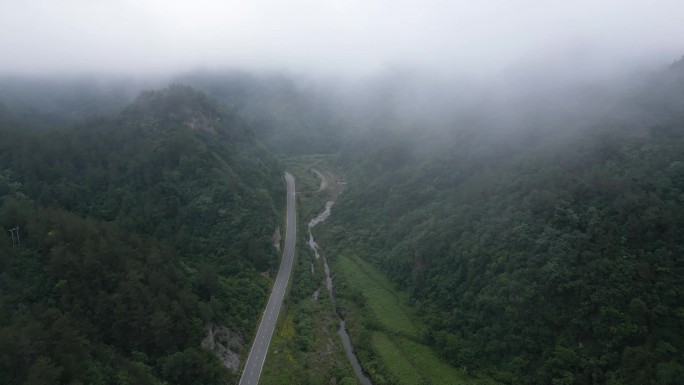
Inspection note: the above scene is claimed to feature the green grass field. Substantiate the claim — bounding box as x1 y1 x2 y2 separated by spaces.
336 255 499 385
372 332 423 385
336 256 419 338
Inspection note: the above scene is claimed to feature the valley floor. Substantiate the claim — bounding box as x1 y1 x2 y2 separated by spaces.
259 155 358 385
262 154 498 385
334 254 499 385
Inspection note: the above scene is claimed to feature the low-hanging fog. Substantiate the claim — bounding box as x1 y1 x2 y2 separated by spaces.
1 0 683 146
3 3 684 384
1 0 683 77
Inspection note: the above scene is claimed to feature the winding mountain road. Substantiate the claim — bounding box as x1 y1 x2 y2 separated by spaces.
238 172 296 385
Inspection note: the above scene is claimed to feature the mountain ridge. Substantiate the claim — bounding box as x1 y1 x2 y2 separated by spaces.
0 85 283 385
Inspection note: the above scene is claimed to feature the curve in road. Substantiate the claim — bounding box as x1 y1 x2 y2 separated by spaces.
238 172 296 385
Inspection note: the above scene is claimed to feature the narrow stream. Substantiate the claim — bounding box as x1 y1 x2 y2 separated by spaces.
307 201 373 385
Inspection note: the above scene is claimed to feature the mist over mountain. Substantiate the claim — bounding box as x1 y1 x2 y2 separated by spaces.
3 52 682 385
321 58 684 385
2 2 684 385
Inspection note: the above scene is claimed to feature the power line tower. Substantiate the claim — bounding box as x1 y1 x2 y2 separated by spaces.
9 226 20 248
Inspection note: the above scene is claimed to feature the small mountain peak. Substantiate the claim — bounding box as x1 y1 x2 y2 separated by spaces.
123 84 221 133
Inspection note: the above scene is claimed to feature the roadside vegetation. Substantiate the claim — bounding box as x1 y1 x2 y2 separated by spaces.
260 155 359 385
281 154 344 221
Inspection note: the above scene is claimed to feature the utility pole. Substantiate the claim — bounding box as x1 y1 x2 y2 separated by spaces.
9 226 19 248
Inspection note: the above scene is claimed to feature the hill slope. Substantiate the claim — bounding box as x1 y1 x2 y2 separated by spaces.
0 85 283 384
325 64 684 384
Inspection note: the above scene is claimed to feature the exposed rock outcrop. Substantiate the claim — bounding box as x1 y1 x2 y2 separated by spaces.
201 324 244 371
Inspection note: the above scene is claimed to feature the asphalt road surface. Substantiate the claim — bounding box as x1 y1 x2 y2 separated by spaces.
238 172 296 385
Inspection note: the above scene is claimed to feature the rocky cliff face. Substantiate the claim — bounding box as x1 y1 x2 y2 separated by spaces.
202 324 245 372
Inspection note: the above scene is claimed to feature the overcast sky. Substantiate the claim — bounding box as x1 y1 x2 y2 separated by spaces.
1 0 683 77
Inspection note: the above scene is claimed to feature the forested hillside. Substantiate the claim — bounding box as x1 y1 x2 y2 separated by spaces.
0 85 283 384
326 62 684 384
176 72 347 156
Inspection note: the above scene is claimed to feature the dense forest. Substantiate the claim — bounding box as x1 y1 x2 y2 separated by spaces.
325 61 684 384
2 59 684 385
0 85 283 384
3 1 684 384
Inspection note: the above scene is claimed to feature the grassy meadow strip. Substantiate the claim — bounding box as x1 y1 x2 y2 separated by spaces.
335 254 499 385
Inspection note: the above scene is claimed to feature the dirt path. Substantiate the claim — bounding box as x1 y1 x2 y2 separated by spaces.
314 170 328 192
311 168 344 201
